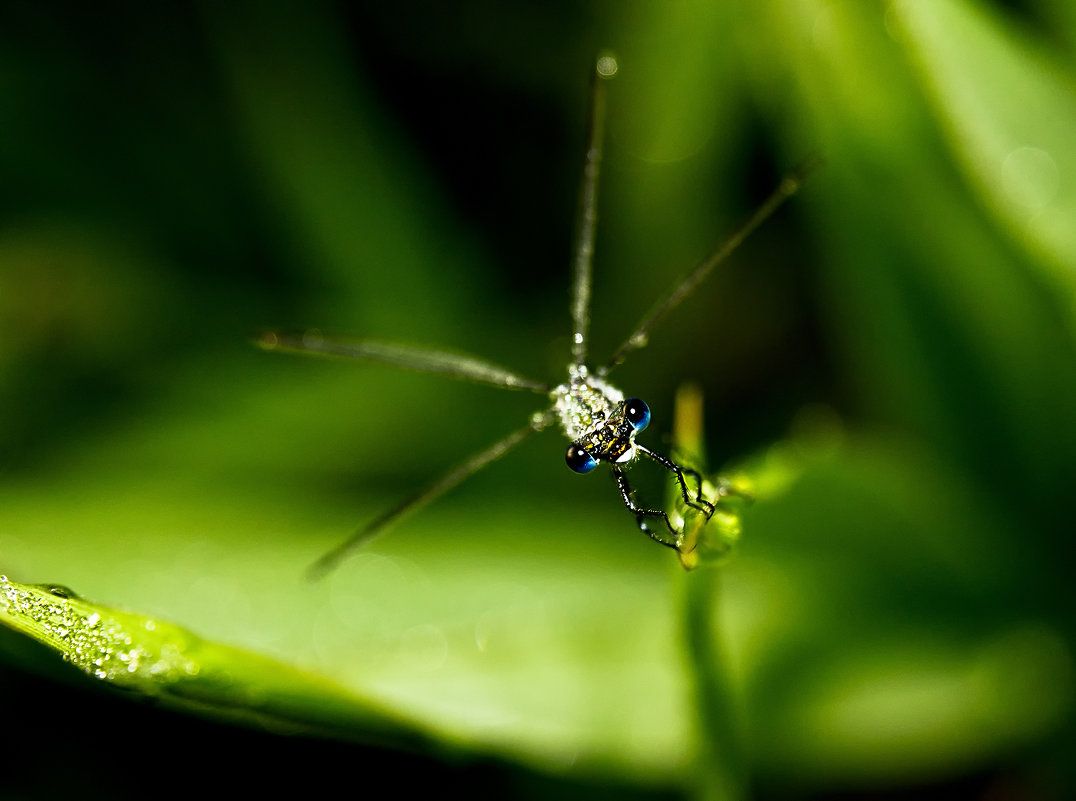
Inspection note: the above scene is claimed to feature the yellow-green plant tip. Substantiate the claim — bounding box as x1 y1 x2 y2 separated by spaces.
676 507 742 570
669 384 752 570
672 382 707 459
673 476 748 570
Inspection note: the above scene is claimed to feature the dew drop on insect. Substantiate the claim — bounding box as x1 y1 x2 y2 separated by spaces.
596 54 618 78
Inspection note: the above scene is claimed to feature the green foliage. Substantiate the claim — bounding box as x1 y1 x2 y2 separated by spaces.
0 575 426 746
1 0 1074 798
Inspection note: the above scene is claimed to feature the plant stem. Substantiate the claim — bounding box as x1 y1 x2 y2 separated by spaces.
671 384 748 800
683 568 747 801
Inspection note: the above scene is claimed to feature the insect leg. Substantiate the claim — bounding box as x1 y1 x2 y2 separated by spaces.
680 465 709 505
568 53 618 369
598 155 822 378
612 465 681 549
636 444 715 518
257 331 550 393
307 414 551 580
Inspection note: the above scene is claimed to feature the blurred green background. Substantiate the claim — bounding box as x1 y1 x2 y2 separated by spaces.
1 0 1074 798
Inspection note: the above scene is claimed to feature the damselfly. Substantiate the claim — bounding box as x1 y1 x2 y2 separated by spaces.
260 54 813 578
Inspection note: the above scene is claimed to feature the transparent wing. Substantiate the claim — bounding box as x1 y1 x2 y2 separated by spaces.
307 411 553 579
568 53 618 368
258 330 549 393
598 155 822 377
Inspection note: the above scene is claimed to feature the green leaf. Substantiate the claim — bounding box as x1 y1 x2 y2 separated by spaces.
0 575 430 747
891 0 1076 322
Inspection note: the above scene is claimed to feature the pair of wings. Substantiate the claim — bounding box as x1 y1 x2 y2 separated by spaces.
259 56 816 577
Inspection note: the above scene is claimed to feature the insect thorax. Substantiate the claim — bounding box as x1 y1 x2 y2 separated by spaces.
551 365 625 442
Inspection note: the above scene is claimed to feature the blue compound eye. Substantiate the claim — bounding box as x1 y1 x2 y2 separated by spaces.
565 443 598 474
623 398 650 432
